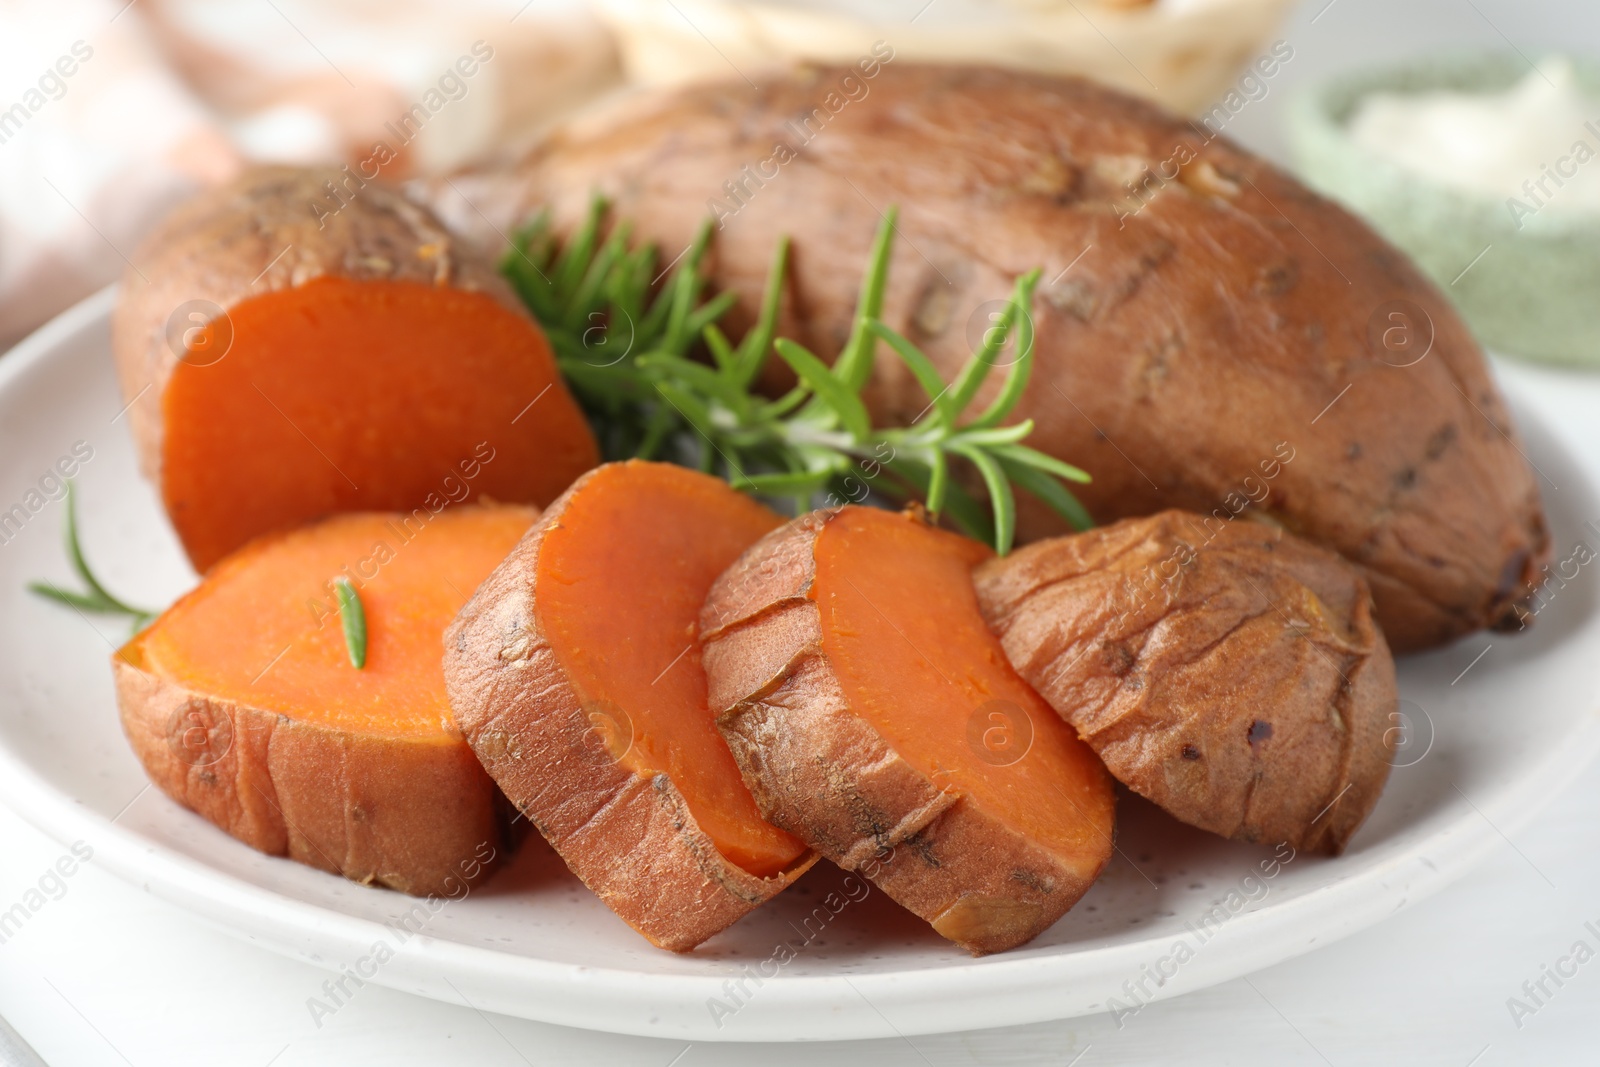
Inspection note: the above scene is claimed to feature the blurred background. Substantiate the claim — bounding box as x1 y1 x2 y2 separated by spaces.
0 0 1596 350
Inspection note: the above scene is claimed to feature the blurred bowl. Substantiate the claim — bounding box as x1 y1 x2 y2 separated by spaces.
596 0 1295 116
1288 54 1600 368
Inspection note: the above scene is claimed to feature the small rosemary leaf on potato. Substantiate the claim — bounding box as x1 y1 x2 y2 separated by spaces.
334 576 367 669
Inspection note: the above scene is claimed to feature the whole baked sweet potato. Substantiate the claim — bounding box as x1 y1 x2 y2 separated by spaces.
438 64 1548 651
976 509 1397 854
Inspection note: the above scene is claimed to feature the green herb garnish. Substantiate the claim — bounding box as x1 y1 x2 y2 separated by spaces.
502 198 738 461
333 576 367 669
27 480 157 632
503 199 1091 553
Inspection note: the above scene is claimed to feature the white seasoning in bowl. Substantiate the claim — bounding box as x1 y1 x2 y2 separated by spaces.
1347 58 1600 219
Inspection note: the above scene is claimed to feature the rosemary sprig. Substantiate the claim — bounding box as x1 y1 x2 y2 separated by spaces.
333 576 367 669
503 200 1091 554
503 200 737 461
27 480 157 632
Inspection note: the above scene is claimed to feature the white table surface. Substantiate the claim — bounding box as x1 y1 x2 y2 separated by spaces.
4 0 1600 1063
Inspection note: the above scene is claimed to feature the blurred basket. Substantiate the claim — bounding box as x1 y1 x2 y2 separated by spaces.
595 0 1295 116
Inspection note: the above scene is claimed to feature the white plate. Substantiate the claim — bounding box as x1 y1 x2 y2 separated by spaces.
1 286 1597 1043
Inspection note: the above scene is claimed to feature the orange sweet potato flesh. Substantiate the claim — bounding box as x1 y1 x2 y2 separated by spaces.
113 166 597 573
444 461 815 951
115 505 537 895
536 464 807 877
817 508 1114 866
701 506 1116 954
161 277 592 572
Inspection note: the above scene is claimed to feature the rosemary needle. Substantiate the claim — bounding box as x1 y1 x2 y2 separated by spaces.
333 576 367 669
26 480 157 632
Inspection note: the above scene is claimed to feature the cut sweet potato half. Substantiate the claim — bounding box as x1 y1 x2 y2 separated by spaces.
113 166 596 572
443 461 814 951
700 506 1116 955
114 505 538 895
974 510 1398 854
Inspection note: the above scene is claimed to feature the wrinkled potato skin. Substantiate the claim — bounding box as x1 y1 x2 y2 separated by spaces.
975 510 1397 855
440 64 1549 652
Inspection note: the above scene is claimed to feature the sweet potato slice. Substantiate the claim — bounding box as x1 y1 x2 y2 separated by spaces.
114 505 537 895
443 461 814 951
975 510 1398 855
113 166 596 572
701 506 1116 955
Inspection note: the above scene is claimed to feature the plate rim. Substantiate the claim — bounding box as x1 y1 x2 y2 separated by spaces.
1 285 1597 1042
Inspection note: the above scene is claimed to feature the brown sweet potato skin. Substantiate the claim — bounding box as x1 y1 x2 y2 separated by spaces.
442 467 815 952
975 510 1397 855
114 651 504 897
701 510 1110 955
445 64 1549 651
